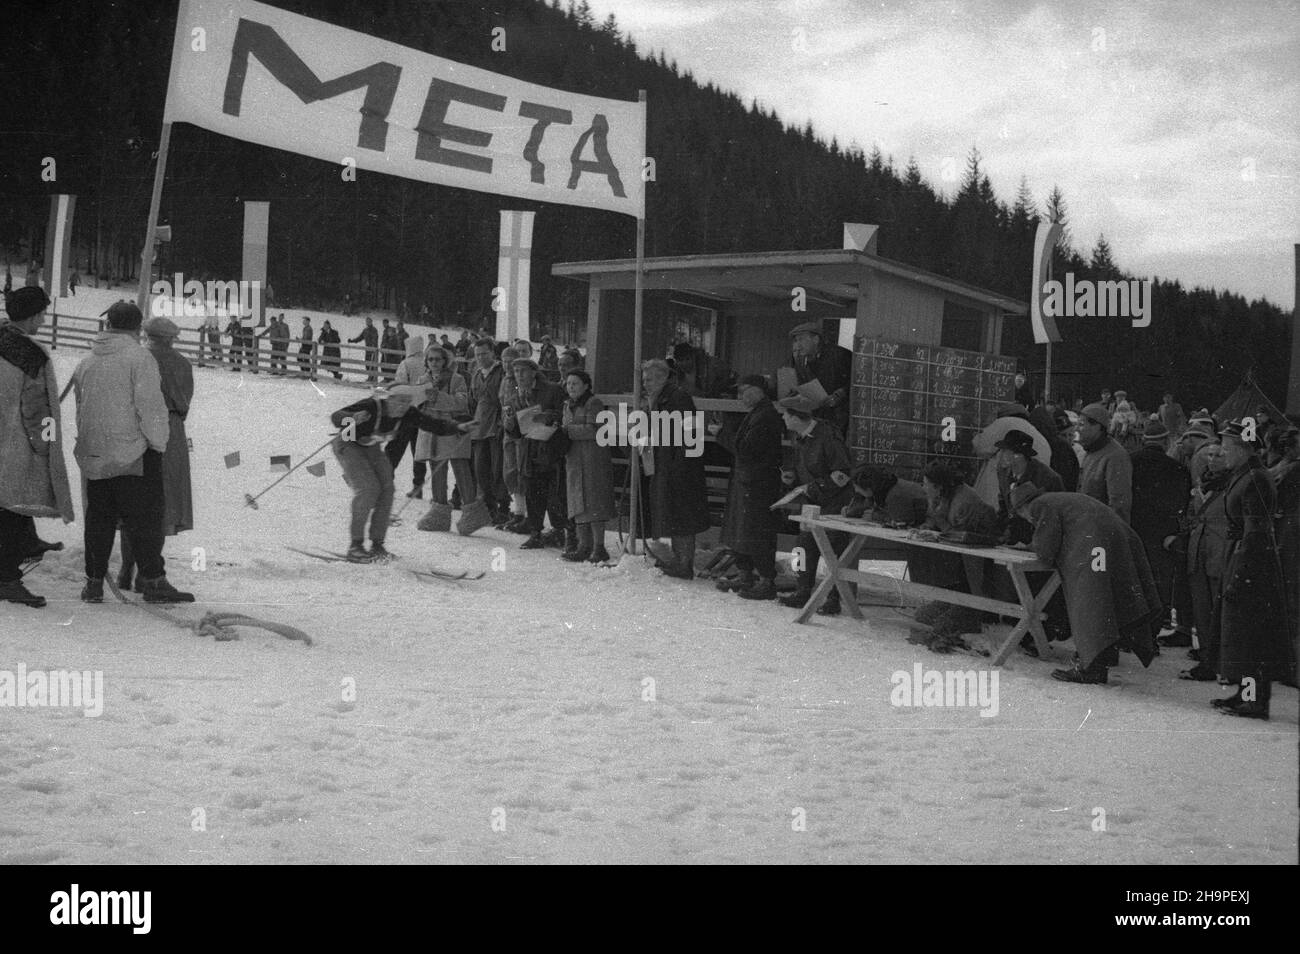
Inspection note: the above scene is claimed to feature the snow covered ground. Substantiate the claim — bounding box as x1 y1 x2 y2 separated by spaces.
0 341 1295 865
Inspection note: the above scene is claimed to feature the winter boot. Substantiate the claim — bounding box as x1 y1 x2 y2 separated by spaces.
1 579 46 608
563 523 594 562
368 542 395 563
716 569 756 593
660 535 696 580
456 499 493 536
520 532 546 550
738 577 777 600
417 502 454 532
406 485 424 500
141 575 195 604
1050 655 1108 685
116 565 134 592
540 527 566 548
586 521 610 564
80 577 104 603
346 542 374 563
505 513 531 534
817 588 842 616
779 588 812 608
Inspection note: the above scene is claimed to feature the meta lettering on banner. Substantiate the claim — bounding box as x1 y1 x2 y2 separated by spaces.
164 0 645 217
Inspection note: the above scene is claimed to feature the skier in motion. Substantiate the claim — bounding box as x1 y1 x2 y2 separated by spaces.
328 382 468 563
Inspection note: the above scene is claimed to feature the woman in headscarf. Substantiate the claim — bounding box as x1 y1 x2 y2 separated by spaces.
560 370 615 563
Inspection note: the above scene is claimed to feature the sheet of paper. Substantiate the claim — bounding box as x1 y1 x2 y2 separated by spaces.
769 484 808 510
776 366 798 399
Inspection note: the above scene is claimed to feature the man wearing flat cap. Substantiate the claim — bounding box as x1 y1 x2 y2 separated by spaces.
713 374 784 599
1129 419 1192 626
0 287 74 608
71 301 193 603
787 321 852 437
114 317 196 592
1076 401 1132 523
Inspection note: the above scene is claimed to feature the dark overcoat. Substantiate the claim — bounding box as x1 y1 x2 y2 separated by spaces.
646 381 710 537
149 342 194 535
716 398 784 555
1273 459 1300 675
1218 459 1291 682
1024 491 1161 669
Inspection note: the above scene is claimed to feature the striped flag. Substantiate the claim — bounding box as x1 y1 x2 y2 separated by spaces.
270 455 290 472
43 194 76 298
305 461 325 477
495 210 534 345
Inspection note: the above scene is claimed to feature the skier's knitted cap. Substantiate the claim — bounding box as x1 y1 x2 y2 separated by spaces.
404 335 425 357
511 358 539 371
106 301 143 331
376 383 429 403
1142 421 1169 442
5 286 49 321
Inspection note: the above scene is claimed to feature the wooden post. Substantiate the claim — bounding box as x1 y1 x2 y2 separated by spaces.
628 90 647 555
136 122 172 313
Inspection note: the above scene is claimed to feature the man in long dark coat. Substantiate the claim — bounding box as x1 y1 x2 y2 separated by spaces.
641 359 709 579
1129 421 1192 626
714 374 784 599
1214 421 1290 719
1010 483 1160 684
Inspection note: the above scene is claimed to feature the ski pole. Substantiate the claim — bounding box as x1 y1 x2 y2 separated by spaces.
244 436 334 509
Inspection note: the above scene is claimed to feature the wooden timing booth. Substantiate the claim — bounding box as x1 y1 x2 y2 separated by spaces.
551 225 1029 552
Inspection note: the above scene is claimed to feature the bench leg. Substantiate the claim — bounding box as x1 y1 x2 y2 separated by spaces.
993 567 1061 665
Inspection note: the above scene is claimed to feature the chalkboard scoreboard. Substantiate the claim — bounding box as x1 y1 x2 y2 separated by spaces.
847 337 1017 481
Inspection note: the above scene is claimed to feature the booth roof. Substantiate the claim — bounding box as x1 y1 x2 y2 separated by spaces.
552 247 1029 316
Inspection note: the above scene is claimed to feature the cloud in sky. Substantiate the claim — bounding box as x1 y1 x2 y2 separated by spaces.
591 0 1299 308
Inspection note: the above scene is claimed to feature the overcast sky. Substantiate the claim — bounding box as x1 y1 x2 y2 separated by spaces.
588 0 1298 309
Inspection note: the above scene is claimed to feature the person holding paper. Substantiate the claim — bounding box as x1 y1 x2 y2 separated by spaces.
505 358 570 550
775 395 855 615
788 321 852 437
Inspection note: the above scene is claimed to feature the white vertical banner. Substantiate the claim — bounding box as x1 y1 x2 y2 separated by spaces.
496 210 534 344
241 200 269 327
43 194 76 298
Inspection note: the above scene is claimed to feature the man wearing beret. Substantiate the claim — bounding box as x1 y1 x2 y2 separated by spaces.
0 287 75 608
1076 402 1133 523
788 321 853 437
71 302 193 603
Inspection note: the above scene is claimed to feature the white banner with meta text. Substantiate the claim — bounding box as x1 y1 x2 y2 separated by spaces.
164 0 646 217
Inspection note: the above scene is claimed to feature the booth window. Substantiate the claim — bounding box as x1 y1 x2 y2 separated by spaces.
940 300 984 351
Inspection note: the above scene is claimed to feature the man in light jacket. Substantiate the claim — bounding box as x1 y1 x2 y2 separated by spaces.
71 302 193 604
0 288 74 608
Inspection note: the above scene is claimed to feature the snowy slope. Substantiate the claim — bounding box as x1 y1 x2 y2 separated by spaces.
43 280 561 354
0 351 1294 864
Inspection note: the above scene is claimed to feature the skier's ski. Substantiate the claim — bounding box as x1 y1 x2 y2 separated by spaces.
284 545 368 564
